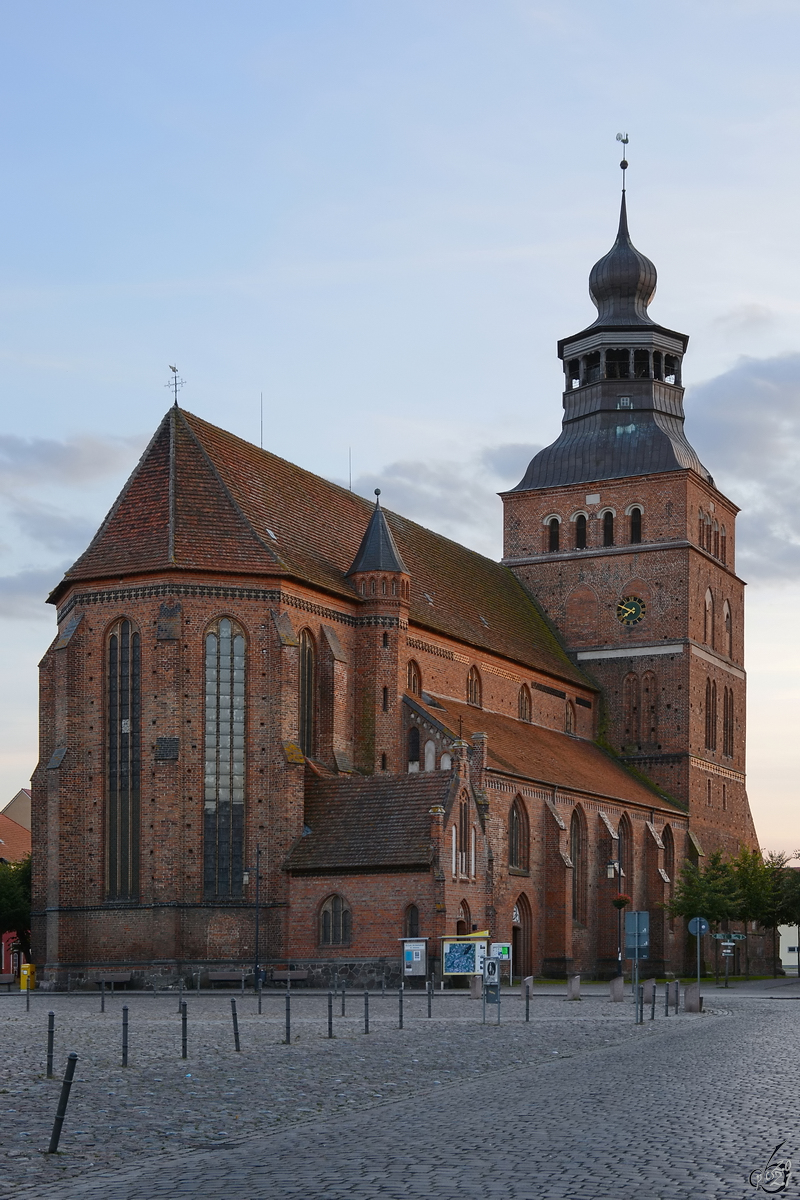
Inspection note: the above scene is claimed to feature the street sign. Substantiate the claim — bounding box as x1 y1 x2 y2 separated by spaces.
730 933 746 941
688 917 710 936
625 911 649 960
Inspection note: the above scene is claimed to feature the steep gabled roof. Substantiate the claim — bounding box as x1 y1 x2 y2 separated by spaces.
51 407 587 686
413 694 681 811
286 772 454 873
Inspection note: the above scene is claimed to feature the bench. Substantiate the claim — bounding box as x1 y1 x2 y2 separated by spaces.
95 972 133 990
269 969 309 986
207 971 248 988
0 974 16 992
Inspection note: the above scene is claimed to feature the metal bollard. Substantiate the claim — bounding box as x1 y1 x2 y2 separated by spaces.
26 977 31 1013
526 983 530 1022
100 979 105 1014
47 1053 78 1153
327 991 333 1038
427 979 432 1018
398 987 403 1030
341 980 346 1017
122 1005 129 1066
258 979 263 1015
241 972 245 998
285 992 291 1044
178 978 183 1013
636 985 644 1024
46 1011 55 1078
674 980 680 1014
381 974 385 999
181 1001 188 1059
364 990 369 1035
665 983 670 1017
231 998 241 1051
650 984 656 1021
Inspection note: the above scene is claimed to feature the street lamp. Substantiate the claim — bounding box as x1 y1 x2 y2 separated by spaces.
607 859 623 977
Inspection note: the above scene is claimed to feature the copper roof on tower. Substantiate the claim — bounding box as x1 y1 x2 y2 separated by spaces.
587 192 657 327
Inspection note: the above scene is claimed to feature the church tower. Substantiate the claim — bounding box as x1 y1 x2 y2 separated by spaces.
502 170 758 857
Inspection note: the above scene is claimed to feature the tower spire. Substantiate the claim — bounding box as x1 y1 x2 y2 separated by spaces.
616 131 629 193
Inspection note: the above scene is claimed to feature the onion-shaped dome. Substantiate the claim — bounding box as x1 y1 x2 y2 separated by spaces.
588 193 656 326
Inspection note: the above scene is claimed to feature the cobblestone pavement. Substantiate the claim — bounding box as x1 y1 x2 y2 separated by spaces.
1 979 797 1198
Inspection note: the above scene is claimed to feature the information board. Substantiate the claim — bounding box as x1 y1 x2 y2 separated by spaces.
442 940 488 975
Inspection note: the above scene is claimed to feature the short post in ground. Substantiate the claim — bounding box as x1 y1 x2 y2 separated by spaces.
181 1001 188 1059
47 1052 78 1154
231 998 241 1051
122 1005 129 1066
46 1011 55 1078
327 990 333 1038
285 992 291 1044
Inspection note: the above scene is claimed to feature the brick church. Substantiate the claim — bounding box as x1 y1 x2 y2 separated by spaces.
31 182 758 985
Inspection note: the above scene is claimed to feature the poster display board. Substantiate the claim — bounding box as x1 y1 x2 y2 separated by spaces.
442 939 488 975
490 942 512 982
402 939 427 977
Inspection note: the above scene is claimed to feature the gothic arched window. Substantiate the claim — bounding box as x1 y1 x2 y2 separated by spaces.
723 687 734 757
720 525 727 565
575 514 587 550
570 808 586 924
204 617 246 899
618 815 633 895
629 507 642 544
107 618 141 901
298 628 315 756
509 798 529 872
320 894 352 945
407 660 422 696
407 725 420 770
603 511 614 547
565 701 575 734
723 601 732 659
467 667 482 708
405 903 420 938
548 517 560 552
705 678 717 751
704 590 714 647
518 684 532 723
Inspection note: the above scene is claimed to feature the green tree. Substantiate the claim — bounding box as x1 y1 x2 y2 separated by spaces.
761 852 789 977
731 847 773 979
0 856 31 960
669 851 737 978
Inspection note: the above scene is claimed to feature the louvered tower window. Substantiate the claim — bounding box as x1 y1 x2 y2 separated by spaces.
107 619 141 900
204 618 246 899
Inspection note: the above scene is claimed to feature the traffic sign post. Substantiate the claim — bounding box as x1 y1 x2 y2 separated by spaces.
625 911 649 999
688 916 710 993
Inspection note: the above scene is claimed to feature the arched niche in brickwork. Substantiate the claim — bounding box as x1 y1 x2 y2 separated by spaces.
618 578 653 609
564 584 599 644
570 806 587 925
618 813 634 899
456 898 471 935
512 893 533 979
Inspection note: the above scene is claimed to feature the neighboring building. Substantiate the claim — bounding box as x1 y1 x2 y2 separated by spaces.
0 810 31 976
2 788 31 832
31 183 759 986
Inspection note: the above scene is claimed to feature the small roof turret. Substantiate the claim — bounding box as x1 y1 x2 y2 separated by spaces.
347 489 409 576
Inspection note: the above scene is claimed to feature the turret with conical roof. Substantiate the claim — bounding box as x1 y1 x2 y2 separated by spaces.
347 490 411 774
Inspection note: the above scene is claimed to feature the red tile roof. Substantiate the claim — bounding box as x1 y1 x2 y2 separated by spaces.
0 814 31 863
286 772 455 873
52 408 587 686
416 694 681 810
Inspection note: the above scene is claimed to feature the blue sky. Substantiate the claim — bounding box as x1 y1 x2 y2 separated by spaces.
1 0 800 851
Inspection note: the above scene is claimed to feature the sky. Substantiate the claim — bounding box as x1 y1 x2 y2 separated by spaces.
1 0 800 854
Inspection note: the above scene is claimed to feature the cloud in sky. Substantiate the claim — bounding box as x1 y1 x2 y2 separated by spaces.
0 433 143 493
0 565 68 620
687 353 800 584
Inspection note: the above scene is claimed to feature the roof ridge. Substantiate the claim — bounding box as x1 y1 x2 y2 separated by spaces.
175 410 280 564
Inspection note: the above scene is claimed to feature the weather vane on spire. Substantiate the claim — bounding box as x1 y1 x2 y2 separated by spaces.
616 132 629 191
166 364 185 407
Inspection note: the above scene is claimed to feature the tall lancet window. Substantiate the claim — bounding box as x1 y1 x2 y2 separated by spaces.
107 619 141 900
298 629 316 756
204 618 246 899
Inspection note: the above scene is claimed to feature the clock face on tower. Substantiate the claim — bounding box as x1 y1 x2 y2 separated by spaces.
616 596 646 626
